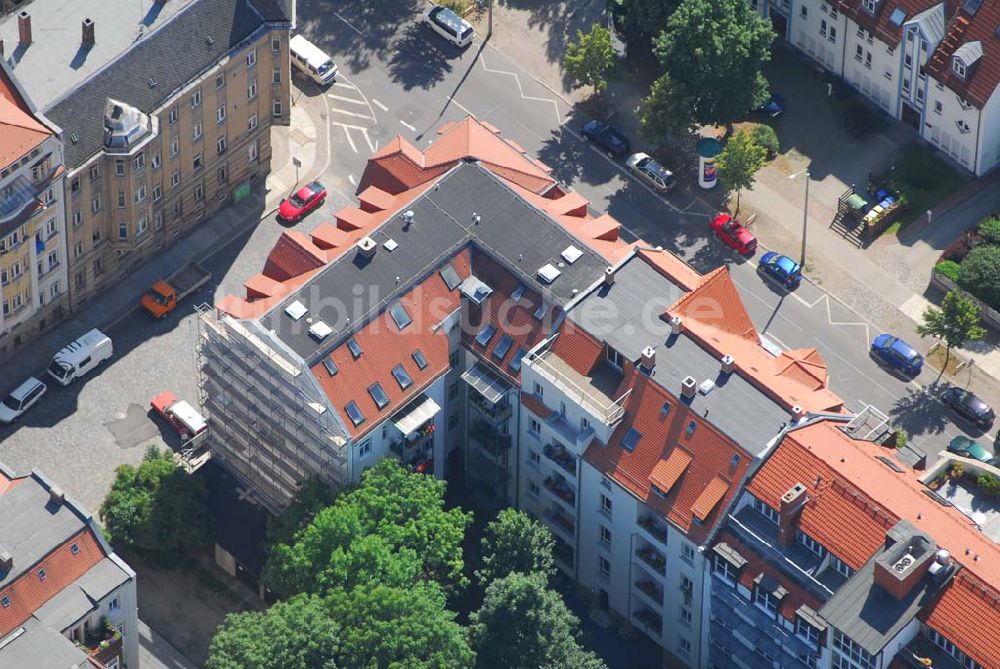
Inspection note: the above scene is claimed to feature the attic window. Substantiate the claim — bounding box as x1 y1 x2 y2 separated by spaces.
560 245 583 264
284 300 308 320
509 347 527 373
685 421 697 438
0 596 8 608
537 263 562 284
322 358 338 376
440 264 461 291
368 383 390 409
533 303 546 320
730 454 741 468
37 569 46 582
345 401 365 426
963 0 983 15
862 0 876 13
661 402 671 416
70 543 80 555
889 7 906 26
622 427 642 452
954 58 967 78
412 349 429 370
511 284 526 301
493 334 514 360
347 337 362 359
392 364 413 389
389 303 412 331
476 324 497 347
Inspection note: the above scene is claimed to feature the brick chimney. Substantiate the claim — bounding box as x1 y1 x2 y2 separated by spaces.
82 18 95 47
49 485 65 505
0 550 11 573
778 483 808 546
17 11 31 46
681 375 697 399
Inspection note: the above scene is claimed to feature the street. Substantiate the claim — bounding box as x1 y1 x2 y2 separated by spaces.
0 0 992 515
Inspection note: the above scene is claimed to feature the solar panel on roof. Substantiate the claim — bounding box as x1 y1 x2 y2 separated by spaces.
389 303 412 331
622 427 642 452
345 401 365 426
369 383 390 409
492 334 514 360
412 349 429 369
440 264 461 290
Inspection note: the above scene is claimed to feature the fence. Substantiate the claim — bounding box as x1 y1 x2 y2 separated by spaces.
929 271 1000 331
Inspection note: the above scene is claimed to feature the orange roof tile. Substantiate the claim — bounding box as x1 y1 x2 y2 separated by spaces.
550 319 605 377
921 571 1000 668
924 3 1000 109
692 475 731 521
357 185 397 212
309 222 352 251
648 449 692 495
262 231 326 282
0 89 51 167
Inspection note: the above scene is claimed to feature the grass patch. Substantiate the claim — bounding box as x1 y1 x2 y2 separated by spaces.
926 345 963 377
440 0 473 14
879 146 970 230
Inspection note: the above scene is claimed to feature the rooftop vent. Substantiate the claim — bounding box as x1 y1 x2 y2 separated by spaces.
18 11 31 46
206 34 214 45
402 210 414 226
537 263 561 284
82 18 95 47
670 315 682 335
0 551 10 572
698 379 715 395
308 320 333 340
284 300 307 321
892 553 917 574
791 405 805 420
561 245 583 264
603 266 615 286
681 375 697 399
383 238 398 252
356 236 377 259
721 354 735 374
49 486 65 505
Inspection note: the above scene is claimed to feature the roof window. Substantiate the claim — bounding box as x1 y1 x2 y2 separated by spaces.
888 7 906 26
322 358 338 376
560 245 583 264
533 303 546 320
0 596 8 608
37 569 46 582
509 347 527 373
389 303 412 331
685 421 697 438
412 349 428 369
70 543 80 555
392 364 413 389
622 427 642 452
345 401 365 426
440 263 461 291
511 284 526 301
661 402 671 416
309 320 333 340
347 337 362 359
368 383 390 409
476 324 497 347
493 335 514 360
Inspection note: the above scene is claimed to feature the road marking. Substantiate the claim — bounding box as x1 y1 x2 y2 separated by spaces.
448 95 476 118
341 125 358 153
326 94 368 105
331 122 373 132
334 12 363 36
361 128 374 153
330 108 374 120
333 81 357 90
371 98 389 112
478 52 563 126
400 119 416 132
348 174 356 186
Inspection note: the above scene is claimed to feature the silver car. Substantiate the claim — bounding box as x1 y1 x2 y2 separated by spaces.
626 153 676 193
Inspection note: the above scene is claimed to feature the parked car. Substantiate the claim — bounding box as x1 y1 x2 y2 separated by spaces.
625 153 676 193
757 251 802 289
47 329 113 386
755 93 785 117
580 120 630 158
869 334 923 376
278 181 327 223
0 377 47 424
422 4 474 47
940 388 995 429
947 435 997 465
151 391 208 441
710 213 757 255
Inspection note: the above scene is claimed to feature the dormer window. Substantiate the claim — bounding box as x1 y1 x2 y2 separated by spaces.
954 58 967 78
862 0 877 13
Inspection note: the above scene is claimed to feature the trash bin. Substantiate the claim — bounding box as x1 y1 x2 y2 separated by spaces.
697 138 723 190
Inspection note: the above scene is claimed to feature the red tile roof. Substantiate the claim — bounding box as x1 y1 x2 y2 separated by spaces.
835 0 935 46
584 370 750 543
262 231 327 282
921 570 1000 668
692 475 731 521
0 529 106 636
550 318 606 378
0 65 51 167
925 2 1000 108
521 393 553 420
648 449 692 495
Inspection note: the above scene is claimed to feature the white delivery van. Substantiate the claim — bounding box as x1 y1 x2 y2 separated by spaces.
289 35 338 86
47 329 113 386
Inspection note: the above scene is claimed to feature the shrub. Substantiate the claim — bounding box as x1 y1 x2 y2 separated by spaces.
978 472 1000 498
934 260 961 282
979 216 1000 245
891 426 909 449
751 124 779 158
957 244 1000 310
941 232 977 262
950 462 964 479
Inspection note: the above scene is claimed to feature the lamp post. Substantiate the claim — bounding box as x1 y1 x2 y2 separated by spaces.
789 168 810 267
487 0 493 39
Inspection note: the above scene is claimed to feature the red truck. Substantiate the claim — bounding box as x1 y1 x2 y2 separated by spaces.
141 262 212 318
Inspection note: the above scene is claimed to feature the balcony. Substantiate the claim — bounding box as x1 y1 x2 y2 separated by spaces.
543 475 576 509
543 443 576 477
390 422 435 472
527 350 626 425
469 454 511 488
634 579 663 607
633 607 663 637
469 391 512 423
635 546 666 576
543 507 575 540
637 515 668 545
553 536 575 571
470 420 512 457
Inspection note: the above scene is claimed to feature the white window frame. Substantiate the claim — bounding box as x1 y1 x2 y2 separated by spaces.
191 89 202 108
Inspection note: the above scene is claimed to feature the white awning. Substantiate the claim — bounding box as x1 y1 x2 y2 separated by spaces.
392 395 441 436
461 363 510 404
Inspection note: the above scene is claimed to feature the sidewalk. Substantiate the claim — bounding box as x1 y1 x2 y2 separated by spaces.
138 618 197 669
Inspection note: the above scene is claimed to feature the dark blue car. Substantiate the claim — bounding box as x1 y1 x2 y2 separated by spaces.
870 334 923 375
581 120 630 158
757 252 802 289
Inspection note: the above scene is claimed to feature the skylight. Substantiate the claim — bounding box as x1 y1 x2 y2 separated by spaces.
661 402 671 416
963 0 983 16
888 7 906 27
493 334 514 360
345 401 365 426
347 337 362 359
392 364 413 389
511 284 526 301
622 427 642 452
440 263 461 291
476 324 497 347
368 382 390 409
561 245 583 264
537 263 562 284
389 303 412 331
686 421 697 437
412 349 429 370
309 320 333 340
509 347 527 373
322 358 339 376
284 300 308 320
533 303 546 320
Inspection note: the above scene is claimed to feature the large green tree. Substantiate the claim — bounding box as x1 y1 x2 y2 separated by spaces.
99 445 213 561
958 244 1000 309
716 129 768 212
916 290 986 376
638 72 695 142
475 509 555 586
263 459 471 598
613 0 680 38
653 0 774 126
207 594 339 669
468 572 607 669
564 24 616 93
266 475 339 545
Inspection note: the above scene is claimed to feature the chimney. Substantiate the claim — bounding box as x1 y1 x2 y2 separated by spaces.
873 541 934 601
603 266 615 286
670 315 682 335
639 346 655 373
356 236 377 259
720 354 735 374
791 405 805 422
17 11 31 46
49 485 65 505
82 18 95 47
0 551 10 573
778 483 808 546
681 375 697 399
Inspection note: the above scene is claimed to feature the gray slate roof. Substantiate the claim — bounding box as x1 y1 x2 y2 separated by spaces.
0 620 88 669
910 4 946 47
954 40 984 66
32 0 267 168
32 558 129 630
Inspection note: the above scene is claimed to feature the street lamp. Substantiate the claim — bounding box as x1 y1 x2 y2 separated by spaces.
789 168 810 268
487 0 493 39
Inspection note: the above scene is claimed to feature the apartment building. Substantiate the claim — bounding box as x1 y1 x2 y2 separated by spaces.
0 462 138 669
0 60 67 355
0 0 292 361
706 413 1000 669
755 0 1000 176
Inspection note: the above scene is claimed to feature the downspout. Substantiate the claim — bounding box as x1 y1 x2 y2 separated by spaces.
974 104 983 175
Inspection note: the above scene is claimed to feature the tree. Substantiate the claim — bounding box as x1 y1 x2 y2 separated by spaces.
99 445 213 561
266 475 339 545
564 24 616 94
263 459 471 599
979 217 1000 245
207 594 340 669
653 0 774 127
958 244 1000 309
613 0 680 38
638 72 695 143
715 129 768 212
916 290 986 376
326 583 474 669
468 572 607 669
475 509 555 586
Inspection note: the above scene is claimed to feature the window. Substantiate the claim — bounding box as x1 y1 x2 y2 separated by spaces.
448 382 459 400
117 191 126 208
217 135 227 155
681 608 693 626
917 87 924 102
246 49 257 68
248 113 258 131
217 166 227 184
389 303 412 330
194 183 204 201
580 416 591 432
448 412 459 430
71 178 81 195
45 218 56 237
368 383 389 409
600 493 612 516
679 637 691 656
599 556 611 577
831 555 854 578
865 52 872 69
153 184 162 201
829 26 836 41
685 421 696 437
344 402 365 426
109 596 120 612
247 80 258 100
217 104 226 124
957 120 971 134
0 596 8 608
528 480 540 497
92 227 102 244
74 242 83 258
475 324 496 346
820 19 827 37
273 99 283 117
73 211 82 227
752 496 780 524
192 89 202 108
681 543 695 564
193 122 203 141
133 153 145 170
118 222 128 240
347 337 362 358
754 587 779 616
170 137 180 158
529 450 540 467
216 73 225 90
193 153 203 171
599 525 612 547
272 37 281 52
622 427 642 452
50 281 60 298
412 349 428 369
796 618 821 645
248 140 259 161
954 58 967 78
606 346 624 369
152 152 161 169
800 5 807 17
884 68 893 80
832 630 876 669
797 530 826 557
358 438 371 458
528 416 541 436
137 215 148 235
48 250 57 266
273 66 282 85
855 44 863 62
168 107 178 124
171 171 180 188
115 160 125 176
37 569 46 581
134 184 146 203
391 364 413 389
154 213 163 230
935 100 943 114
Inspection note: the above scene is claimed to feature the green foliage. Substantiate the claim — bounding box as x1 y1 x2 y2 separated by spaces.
934 260 961 282
979 217 1000 246
99 445 213 561
468 572 606 669
564 24 616 93
653 0 774 126
958 245 1000 309
751 124 780 157
892 426 909 450
475 509 556 586
326 583 474 669
207 594 340 669
916 290 986 353
267 476 339 545
638 72 694 142
262 459 471 599
716 129 768 211
977 472 1000 498
613 0 680 37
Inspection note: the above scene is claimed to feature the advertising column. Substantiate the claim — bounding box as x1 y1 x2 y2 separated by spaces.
697 138 723 190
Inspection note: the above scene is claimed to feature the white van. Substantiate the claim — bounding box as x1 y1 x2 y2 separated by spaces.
47 329 113 386
422 4 474 48
289 35 338 86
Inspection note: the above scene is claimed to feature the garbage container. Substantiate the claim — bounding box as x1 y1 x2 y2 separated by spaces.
697 138 723 190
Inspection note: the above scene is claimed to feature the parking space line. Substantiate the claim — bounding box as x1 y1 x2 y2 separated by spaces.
448 95 476 118
327 94 368 105
340 125 358 153
334 12 363 36
361 129 374 153
329 108 374 120
332 81 357 90
400 120 416 132
372 98 389 112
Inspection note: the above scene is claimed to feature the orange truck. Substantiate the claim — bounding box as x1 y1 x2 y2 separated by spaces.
141 261 212 318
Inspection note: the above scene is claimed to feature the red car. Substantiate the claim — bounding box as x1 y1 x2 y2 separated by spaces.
151 391 207 441
710 213 757 255
278 181 327 223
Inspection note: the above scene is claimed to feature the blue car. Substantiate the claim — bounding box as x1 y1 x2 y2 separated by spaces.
870 334 923 375
757 252 802 289
581 120 630 158
756 93 785 117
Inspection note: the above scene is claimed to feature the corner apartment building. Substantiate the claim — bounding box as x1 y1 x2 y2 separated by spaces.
754 0 1000 176
0 0 292 361
0 462 138 669
0 60 67 355
706 413 1000 669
